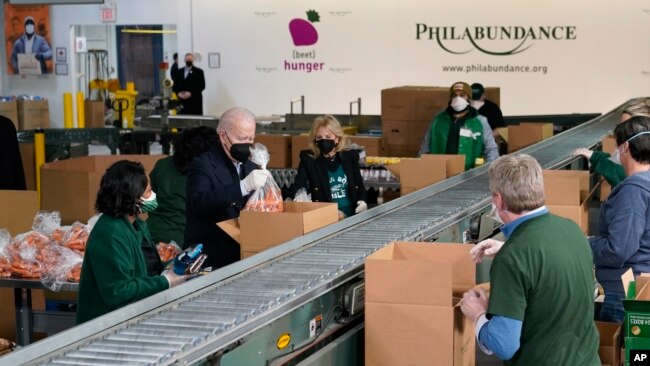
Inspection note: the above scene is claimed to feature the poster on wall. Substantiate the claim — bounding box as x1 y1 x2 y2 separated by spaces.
4 3 52 75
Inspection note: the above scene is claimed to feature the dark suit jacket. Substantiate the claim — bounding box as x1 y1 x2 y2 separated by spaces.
184 143 256 269
291 149 366 209
173 66 205 115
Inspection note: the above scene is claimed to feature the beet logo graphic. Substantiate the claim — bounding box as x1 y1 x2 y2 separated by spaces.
289 10 320 46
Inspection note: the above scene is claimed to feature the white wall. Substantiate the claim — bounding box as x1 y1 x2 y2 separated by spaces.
2 0 649 127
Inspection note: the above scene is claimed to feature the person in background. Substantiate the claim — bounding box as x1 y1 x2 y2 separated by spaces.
77 160 187 324
419 81 499 170
170 52 179 80
11 16 52 74
291 115 367 220
463 154 599 365
0 116 26 190
148 126 217 246
173 53 205 115
471 83 505 134
185 107 272 269
589 116 650 323
573 98 650 189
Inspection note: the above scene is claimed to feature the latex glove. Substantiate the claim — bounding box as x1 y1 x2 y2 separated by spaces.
242 170 271 192
470 239 504 263
162 270 190 288
338 210 346 221
355 200 367 214
573 148 593 159
460 288 489 324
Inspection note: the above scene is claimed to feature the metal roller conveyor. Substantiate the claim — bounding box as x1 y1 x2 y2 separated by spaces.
2 102 627 366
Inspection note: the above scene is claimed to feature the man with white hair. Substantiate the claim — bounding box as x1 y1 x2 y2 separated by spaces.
184 107 271 269
462 154 599 365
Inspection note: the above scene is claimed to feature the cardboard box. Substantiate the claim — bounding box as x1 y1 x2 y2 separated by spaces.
507 123 554 153
365 242 475 366
543 170 594 234
20 143 35 191
255 134 292 168
348 136 386 157
18 100 50 130
387 154 465 195
41 155 164 224
291 134 311 168
381 86 450 122
623 274 650 341
625 337 650 365
0 100 19 130
381 119 431 157
483 87 501 107
596 321 623 366
0 190 39 236
84 100 105 128
218 201 338 254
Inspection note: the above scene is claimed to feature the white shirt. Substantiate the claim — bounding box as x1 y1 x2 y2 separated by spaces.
184 66 191 79
25 36 34 54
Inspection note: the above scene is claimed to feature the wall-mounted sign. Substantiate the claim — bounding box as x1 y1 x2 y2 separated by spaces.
101 4 116 23
75 37 86 53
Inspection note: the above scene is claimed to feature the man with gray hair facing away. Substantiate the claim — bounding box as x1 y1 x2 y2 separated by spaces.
185 107 272 269
462 154 599 365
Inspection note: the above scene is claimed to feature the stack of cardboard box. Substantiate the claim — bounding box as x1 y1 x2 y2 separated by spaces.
0 100 19 130
543 170 596 235
255 134 292 168
290 134 386 168
497 123 554 153
381 86 501 157
17 100 50 130
365 242 476 365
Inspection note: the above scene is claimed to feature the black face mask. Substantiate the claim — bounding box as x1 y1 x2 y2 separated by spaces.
185 61 193 68
225 134 251 163
316 139 336 155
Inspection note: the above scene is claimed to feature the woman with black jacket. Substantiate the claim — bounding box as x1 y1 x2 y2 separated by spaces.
292 115 367 219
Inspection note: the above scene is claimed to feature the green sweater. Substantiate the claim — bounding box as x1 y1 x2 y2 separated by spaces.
147 156 187 246
489 213 599 365
589 151 626 188
76 215 168 324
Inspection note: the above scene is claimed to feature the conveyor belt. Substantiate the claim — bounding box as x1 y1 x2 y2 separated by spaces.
1 103 624 366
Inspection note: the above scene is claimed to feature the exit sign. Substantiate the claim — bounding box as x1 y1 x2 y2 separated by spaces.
101 4 116 23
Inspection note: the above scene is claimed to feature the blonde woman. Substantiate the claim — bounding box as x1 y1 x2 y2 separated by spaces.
291 115 367 219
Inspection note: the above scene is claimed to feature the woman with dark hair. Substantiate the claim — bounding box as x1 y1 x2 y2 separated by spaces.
590 115 650 323
147 126 217 245
76 160 187 324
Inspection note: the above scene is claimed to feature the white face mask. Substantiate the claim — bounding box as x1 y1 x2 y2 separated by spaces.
487 203 504 225
609 148 621 165
450 96 469 112
25 24 34 35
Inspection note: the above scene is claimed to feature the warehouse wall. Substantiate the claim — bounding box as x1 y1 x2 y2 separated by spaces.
1 0 649 127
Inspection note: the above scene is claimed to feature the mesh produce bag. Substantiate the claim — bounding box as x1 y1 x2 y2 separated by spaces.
32 211 61 236
7 231 49 278
243 143 284 212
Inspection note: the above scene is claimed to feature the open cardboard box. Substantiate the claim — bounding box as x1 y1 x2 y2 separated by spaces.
596 321 623 366
623 270 650 341
41 155 164 224
386 154 465 195
365 242 476 366
217 201 338 256
543 170 595 234
507 123 554 153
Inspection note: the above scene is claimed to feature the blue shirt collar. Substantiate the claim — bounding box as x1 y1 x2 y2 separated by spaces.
499 206 548 238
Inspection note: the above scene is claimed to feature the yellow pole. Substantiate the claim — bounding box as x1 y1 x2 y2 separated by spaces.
76 92 85 128
34 129 46 207
63 93 73 129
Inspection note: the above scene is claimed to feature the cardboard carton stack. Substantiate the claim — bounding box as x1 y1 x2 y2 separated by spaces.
386 154 465 195
0 99 19 130
543 170 595 234
218 201 338 258
18 99 50 130
255 134 292 168
596 321 623 366
40 155 164 225
291 134 386 168
365 242 476 365
381 86 501 157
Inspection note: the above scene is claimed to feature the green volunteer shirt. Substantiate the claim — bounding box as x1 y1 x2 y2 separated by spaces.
327 164 353 217
589 150 626 188
147 156 187 246
488 213 599 365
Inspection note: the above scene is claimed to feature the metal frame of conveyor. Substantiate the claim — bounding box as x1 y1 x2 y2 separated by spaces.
0 102 630 366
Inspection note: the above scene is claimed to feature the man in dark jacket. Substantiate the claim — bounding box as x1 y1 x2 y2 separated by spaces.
184 107 272 269
471 83 505 132
173 53 205 115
